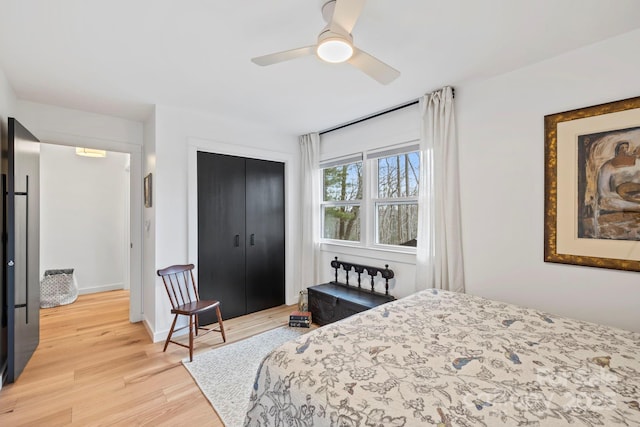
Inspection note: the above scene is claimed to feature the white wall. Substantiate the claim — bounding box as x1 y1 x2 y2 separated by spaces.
17 101 144 152
456 29 640 332
143 107 156 332
16 101 145 322
149 104 299 341
0 66 16 170
40 144 129 294
0 66 16 129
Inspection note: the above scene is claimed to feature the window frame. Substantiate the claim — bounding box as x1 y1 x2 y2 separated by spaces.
320 155 364 245
320 142 420 253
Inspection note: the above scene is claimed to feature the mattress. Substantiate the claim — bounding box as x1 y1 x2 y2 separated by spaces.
244 289 640 426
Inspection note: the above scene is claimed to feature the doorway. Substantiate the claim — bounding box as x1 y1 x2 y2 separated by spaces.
40 144 131 297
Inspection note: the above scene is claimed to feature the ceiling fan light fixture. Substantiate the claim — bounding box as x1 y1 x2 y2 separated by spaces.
251 0 400 84
317 38 353 63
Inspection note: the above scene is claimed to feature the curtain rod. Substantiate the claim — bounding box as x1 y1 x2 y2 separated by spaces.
318 87 455 135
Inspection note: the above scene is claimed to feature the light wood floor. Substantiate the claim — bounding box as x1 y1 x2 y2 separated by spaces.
0 290 295 426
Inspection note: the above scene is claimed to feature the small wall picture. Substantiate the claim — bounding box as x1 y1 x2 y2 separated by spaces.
144 173 152 208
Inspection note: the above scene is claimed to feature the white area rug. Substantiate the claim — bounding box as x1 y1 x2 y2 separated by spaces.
182 326 306 427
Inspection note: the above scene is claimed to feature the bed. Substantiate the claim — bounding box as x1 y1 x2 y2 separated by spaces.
244 289 640 426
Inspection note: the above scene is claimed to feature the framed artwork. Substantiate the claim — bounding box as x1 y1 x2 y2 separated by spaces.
144 173 152 208
544 96 640 271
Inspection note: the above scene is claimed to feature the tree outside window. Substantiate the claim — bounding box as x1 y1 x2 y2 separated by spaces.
321 148 419 248
376 151 419 246
322 162 362 241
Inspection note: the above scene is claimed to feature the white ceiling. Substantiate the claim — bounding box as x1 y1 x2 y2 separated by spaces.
1 0 639 135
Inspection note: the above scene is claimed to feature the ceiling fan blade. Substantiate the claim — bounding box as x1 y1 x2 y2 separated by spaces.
348 48 400 85
331 0 366 33
251 46 315 66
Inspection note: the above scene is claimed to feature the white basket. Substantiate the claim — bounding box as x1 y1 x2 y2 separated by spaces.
40 269 78 308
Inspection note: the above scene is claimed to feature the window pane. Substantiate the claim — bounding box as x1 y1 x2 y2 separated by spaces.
323 205 361 241
323 162 362 201
377 152 419 198
377 204 418 246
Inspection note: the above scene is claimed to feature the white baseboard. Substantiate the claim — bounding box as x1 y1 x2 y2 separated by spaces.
143 317 162 342
77 283 124 295
149 321 189 343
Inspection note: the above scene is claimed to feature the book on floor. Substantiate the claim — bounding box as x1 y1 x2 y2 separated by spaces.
289 311 311 327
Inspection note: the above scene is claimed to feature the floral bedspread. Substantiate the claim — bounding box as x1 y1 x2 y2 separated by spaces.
244 289 640 426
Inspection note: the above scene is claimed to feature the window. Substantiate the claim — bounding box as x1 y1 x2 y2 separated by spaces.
374 151 419 246
321 144 420 249
321 159 362 241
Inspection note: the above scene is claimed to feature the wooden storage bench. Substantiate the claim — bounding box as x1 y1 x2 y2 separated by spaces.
308 258 395 326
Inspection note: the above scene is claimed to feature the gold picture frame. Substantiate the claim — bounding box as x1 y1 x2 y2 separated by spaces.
544 96 640 271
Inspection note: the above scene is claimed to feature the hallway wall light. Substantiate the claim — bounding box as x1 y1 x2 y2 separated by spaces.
75 147 107 158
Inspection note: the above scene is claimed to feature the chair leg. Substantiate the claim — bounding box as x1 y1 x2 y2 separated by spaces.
164 314 179 352
188 315 194 362
216 306 226 342
195 314 199 336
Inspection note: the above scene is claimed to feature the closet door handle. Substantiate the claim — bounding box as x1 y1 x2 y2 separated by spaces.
250 234 255 246
234 234 240 247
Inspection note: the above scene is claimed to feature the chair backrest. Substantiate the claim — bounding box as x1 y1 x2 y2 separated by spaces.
157 264 199 309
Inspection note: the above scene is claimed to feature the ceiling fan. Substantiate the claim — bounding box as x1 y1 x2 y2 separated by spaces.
251 0 400 85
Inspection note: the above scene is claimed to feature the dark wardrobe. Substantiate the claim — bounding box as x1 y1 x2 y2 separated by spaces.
197 152 285 322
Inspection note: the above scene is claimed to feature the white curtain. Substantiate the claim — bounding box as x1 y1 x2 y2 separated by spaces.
299 133 321 290
415 87 465 293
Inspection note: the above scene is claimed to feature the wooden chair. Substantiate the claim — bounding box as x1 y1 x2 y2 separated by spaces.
157 264 226 361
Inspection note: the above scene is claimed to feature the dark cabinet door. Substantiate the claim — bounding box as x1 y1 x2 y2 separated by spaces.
197 152 247 322
245 158 285 314
197 152 285 322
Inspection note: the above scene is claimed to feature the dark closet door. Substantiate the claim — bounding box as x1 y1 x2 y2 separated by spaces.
245 159 285 314
197 152 285 321
197 152 247 322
